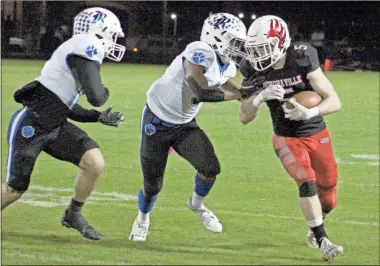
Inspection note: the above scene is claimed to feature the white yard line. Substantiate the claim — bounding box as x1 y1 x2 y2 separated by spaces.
351 154 379 160
18 186 379 228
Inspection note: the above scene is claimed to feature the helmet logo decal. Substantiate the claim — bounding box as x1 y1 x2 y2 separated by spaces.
91 11 107 23
208 14 242 30
267 19 286 48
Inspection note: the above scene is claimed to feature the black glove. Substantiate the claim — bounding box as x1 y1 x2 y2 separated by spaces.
99 107 125 127
239 76 265 98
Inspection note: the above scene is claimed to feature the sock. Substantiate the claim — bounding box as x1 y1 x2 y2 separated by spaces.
137 210 150 224
68 198 84 213
191 191 205 209
194 174 215 197
309 218 328 247
138 189 156 214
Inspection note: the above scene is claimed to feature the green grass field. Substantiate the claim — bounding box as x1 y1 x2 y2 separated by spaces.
1 60 379 265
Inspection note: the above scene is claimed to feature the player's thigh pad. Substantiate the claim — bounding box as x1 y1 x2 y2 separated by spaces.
173 128 221 177
6 108 50 191
139 106 172 191
43 122 99 166
272 134 315 186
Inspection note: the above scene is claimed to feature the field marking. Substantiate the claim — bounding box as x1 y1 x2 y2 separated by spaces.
3 250 131 265
117 204 380 228
15 185 380 228
335 157 379 166
351 154 379 160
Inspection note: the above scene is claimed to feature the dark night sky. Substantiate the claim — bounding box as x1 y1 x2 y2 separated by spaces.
44 1 380 44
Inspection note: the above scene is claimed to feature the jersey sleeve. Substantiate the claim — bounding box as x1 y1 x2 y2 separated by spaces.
239 57 255 78
183 41 215 70
72 36 105 64
293 43 320 74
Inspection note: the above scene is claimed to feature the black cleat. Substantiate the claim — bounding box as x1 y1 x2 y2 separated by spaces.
61 209 102 241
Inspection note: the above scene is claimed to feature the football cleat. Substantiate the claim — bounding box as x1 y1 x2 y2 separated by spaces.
307 228 319 248
61 209 102 240
129 219 149 241
320 237 344 262
187 198 222 233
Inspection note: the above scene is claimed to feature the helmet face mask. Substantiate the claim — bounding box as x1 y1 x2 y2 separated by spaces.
245 15 291 71
73 7 126 62
200 13 247 66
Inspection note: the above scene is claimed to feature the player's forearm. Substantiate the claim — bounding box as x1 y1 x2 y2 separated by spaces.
316 94 341 116
220 79 243 101
186 76 228 102
239 96 260 124
68 104 101 123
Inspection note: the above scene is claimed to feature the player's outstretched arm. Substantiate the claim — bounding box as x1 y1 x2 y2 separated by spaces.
67 55 109 107
307 67 341 116
184 59 237 102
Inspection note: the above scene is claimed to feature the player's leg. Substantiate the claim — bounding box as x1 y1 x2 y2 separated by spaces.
172 127 222 233
309 129 342 260
129 105 171 241
2 108 46 211
310 129 338 217
43 122 103 240
272 135 328 246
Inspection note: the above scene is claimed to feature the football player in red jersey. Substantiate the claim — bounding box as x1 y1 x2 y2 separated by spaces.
239 15 343 261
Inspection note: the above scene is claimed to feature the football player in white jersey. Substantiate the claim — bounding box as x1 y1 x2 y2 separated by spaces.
1 7 125 240
129 13 263 241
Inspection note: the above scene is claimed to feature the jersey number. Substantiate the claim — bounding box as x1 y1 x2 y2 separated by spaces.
294 44 307 50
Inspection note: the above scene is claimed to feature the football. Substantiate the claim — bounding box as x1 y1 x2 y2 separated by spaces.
286 91 322 109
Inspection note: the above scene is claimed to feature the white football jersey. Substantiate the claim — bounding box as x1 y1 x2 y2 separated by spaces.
147 41 236 124
35 34 105 108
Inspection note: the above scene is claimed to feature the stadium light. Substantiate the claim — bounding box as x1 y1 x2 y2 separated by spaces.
170 13 178 37
251 14 257 20
238 13 244 19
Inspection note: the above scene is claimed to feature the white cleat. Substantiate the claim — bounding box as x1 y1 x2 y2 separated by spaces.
129 219 149 241
307 229 319 248
320 237 344 262
187 198 223 233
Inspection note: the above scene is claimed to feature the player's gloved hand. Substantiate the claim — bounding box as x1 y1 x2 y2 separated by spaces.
283 98 320 121
252 84 285 108
99 107 125 127
240 76 265 98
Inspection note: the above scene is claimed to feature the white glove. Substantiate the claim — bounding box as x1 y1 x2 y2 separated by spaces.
283 98 320 121
252 85 285 108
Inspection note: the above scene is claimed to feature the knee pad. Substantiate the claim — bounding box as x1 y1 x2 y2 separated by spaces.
198 160 221 178
299 181 317 197
7 180 28 193
143 175 163 199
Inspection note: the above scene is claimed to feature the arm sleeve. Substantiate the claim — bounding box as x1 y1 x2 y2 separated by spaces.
68 103 101 123
183 41 215 71
67 55 109 107
185 76 226 102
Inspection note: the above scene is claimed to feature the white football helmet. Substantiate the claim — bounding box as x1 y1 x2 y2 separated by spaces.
245 15 291 71
73 7 126 62
201 13 247 66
